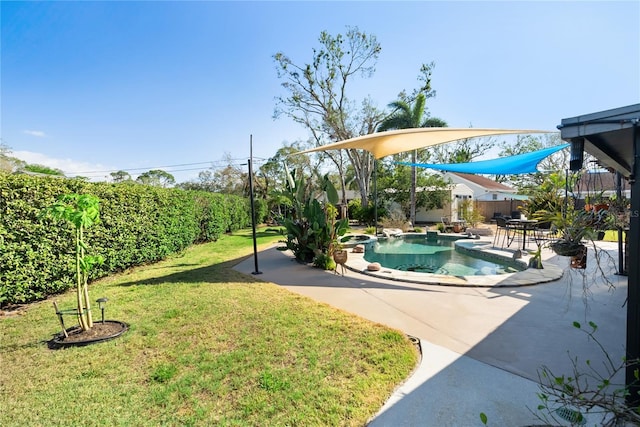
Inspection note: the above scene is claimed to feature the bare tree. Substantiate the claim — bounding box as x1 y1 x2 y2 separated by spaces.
274 27 385 207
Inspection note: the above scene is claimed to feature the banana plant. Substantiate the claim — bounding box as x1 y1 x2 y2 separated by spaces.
279 165 348 263
44 193 104 331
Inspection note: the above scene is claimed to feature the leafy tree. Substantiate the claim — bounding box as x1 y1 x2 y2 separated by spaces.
178 155 251 196
256 142 317 219
257 142 311 198
0 142 25 173
110 170 132 183
497 133 569 191
212 165 247 195
177 169 217 192
376 160 449 219
377 93 447 225
23 164 65 176
136 169 175 188
428 133 495 165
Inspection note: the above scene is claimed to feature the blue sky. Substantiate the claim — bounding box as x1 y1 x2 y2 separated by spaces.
2 1 638 183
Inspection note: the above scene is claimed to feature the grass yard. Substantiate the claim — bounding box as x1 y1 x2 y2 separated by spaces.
0 227 418 426
602 229 625 242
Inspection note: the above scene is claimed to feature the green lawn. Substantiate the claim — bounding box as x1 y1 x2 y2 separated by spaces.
0 227 418 426
602 230 624 242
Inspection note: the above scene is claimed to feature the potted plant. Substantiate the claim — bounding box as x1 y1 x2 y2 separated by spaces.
528 242 544 269
326 204 349 266
332 242 348 265
544 207 599 257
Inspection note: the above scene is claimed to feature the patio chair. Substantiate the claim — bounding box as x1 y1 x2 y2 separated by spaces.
534 221 557 244
493 217 514 248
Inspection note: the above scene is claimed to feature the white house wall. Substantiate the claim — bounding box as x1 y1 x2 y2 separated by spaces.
443 172 517 201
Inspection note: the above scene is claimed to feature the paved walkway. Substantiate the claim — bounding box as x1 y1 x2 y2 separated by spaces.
234 241 627 426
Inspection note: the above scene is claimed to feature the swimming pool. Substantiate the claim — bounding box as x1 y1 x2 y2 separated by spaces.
364 235 522 276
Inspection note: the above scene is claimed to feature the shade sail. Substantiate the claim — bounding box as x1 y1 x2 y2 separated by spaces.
397 143 570 175
296 128 554 159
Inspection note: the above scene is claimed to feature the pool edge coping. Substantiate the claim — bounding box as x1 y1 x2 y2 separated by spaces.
341 236 564 288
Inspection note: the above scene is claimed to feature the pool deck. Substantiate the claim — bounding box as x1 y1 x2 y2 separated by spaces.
344 236 564 287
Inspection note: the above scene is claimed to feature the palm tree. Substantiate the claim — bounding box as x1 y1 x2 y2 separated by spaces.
378 93 447 226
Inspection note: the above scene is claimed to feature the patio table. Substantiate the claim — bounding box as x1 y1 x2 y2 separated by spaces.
507 219 538 251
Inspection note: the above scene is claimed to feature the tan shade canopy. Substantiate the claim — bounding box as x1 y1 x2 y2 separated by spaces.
297 128 554 159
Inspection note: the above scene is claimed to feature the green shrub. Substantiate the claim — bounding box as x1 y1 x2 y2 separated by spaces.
313 253 336 270
0 174 251 305
253 198 269 225
364 226 376 235
347 199 362 222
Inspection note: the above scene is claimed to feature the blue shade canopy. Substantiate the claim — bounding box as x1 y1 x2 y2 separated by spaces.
397 144 570 175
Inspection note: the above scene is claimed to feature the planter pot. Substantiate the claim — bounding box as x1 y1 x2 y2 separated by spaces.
50 320 128 349
333 250 348 265
550 241 586 257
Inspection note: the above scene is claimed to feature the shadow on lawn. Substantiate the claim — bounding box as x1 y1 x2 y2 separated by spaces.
234 228 285 240
116 256 264 287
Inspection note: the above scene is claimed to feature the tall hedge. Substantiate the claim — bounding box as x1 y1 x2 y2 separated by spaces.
0 174 251 306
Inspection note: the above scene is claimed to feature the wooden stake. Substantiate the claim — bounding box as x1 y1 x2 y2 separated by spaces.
52 301 68 338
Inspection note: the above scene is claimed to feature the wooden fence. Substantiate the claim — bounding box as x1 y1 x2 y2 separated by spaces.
473 200 526 222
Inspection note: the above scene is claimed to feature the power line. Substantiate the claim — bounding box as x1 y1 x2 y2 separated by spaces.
64 158 266 177
69 161 218 174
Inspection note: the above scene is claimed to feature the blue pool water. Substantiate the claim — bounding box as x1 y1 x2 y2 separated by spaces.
364 235 521 276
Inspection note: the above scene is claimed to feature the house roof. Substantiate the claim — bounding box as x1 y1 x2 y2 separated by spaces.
578 171 629 193
559 103 639 178
447 172 516 192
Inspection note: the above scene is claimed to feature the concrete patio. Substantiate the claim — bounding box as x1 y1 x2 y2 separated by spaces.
234 240 627 426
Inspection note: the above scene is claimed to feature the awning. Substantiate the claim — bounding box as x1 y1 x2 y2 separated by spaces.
296 128 554 159
396 143 569 174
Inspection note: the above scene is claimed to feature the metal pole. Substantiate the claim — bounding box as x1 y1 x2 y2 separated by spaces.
564 169 569 220
248 135 262 275
626 123 639 405
616 171 625 275
373 157 378 234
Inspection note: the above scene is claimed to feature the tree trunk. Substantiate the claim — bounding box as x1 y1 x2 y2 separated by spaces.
75 231 88 331
346 149 373 208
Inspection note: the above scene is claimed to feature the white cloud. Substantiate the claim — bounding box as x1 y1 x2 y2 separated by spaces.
23 130 47 137
12 150 115 181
